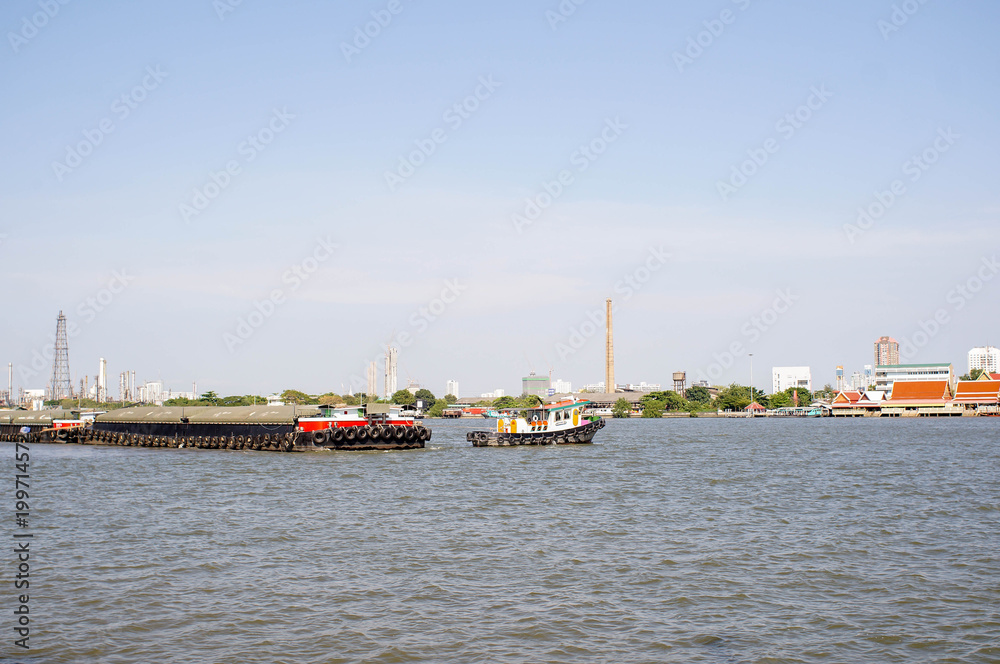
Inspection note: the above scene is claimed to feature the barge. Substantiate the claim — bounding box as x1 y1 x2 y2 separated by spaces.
0 402 429 452
466 399 605 447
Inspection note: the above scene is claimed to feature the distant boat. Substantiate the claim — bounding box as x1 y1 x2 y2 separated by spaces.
771 406 823 418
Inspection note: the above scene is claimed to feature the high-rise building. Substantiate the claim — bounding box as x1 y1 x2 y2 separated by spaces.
835 365 844 391
968 346 999 375
366 361 378 397
772 366 812 393
875 336 900 368
383 347 398 397
522 372 550 398
551 379 572 393
446 379 459 397
850 371 865 391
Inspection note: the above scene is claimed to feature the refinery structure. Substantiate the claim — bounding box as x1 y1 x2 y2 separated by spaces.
1 312 196 409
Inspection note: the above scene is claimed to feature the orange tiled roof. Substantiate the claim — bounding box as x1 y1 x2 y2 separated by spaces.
887 380 952 403
832 390 881 408
833 390 862 404
953 380 1000 404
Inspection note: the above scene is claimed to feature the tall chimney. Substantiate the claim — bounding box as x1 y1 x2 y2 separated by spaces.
605 298 615 394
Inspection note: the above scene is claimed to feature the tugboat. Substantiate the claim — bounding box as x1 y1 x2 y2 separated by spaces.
466 399 605 447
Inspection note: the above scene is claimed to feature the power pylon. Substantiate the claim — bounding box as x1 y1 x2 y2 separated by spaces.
49 311 72 400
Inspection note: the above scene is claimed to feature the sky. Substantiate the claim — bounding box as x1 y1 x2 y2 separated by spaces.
1 0 998 399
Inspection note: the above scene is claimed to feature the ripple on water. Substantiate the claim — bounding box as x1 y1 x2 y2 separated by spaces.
21 418 1000 663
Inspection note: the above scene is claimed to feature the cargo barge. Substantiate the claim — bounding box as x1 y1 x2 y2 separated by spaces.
466 400 605 447
0 402 429 452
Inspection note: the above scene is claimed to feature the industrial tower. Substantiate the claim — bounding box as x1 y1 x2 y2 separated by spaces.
49 310 72 400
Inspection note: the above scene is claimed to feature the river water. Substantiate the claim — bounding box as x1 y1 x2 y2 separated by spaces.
11 418 1000 663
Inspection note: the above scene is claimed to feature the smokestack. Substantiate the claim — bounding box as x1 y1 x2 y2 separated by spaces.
605 298 615 394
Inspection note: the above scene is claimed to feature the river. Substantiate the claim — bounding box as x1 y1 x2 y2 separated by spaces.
11 417 1000 663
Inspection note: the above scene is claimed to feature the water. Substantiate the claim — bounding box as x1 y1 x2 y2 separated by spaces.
11 418 1000 663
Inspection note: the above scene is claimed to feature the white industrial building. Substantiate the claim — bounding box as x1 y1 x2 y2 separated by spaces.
772 366 812 393
626 382 661 393
446 380 460 398
968 346 999 375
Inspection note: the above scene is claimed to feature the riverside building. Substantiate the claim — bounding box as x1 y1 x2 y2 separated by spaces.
875 363 954 393
772 366 812 393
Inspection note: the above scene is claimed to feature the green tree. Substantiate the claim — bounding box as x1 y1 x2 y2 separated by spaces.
641 400 664 418
519 394 543 408
427 398 448 417
786 387 813 405
971 368 984 381
414 388 436 401
391 390 416 405
492 395 519 409
316 392 342 404
716 384 751 411
444 394 457 404
661 391 688 412
769 391 791 408
612 398 632 418
341 395 361 406
685 385 712 405
280 389 313 404
200 390 219 405
164 397 198 406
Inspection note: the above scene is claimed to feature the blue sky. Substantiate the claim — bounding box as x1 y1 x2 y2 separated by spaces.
2 0 998 397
